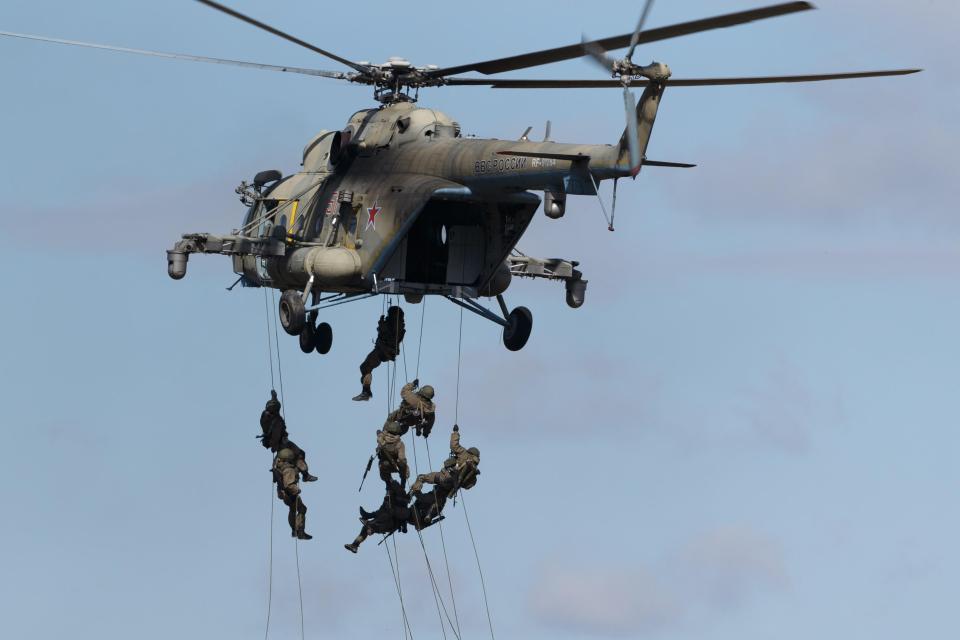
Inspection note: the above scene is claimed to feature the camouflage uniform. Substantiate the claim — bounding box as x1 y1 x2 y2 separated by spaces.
259 391 316 482
387 381 436 437
376 424 410 486
408 488 449 531
344 480 410 553
274 446 311 540
408 428 479 494
354 306 405 401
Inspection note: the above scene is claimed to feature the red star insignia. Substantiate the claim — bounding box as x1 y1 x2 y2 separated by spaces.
365 204 382 231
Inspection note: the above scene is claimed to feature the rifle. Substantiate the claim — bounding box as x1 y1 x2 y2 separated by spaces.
358 454 375 492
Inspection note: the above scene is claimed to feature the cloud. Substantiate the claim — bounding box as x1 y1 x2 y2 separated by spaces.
529 567 680 636
528 526 788 637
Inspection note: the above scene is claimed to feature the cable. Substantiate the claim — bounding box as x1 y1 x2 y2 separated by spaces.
461 491 496 640
454 304 463 425
294 537 305 640
384 537 414 639
263 289 275 390
424 438 462 638
416 297 427 380
263 481 275 640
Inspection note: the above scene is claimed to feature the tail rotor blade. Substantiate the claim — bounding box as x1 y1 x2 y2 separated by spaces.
626 0 656 61
623 87 641 174
581 35 617 74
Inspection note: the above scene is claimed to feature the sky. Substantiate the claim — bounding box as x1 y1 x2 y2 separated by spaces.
1 1 958 639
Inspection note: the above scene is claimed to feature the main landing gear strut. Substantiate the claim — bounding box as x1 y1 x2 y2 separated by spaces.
446 294 533 351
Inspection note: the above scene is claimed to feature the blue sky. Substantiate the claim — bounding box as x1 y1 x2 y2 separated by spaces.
1 1 957 639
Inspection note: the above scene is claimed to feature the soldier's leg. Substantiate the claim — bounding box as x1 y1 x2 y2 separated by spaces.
297 455 317 482
397 441 409 487
410 471 437 494
354 348 383 401
295 498 311 540
345 524 371 553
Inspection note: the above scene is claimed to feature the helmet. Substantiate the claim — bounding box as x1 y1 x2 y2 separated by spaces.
419 385 435 400
265 390 281 412
467 447 480 461
385 421 404 436
386 305 404 319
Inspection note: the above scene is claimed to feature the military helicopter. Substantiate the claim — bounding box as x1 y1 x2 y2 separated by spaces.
2 1 918 353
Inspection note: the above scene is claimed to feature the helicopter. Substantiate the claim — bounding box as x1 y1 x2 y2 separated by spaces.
1 1 919 353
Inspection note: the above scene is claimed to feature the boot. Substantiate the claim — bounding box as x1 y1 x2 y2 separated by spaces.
359 507 375 519
344 542 358 554
302 472 318 482
296 528 313 541
352 386 372 402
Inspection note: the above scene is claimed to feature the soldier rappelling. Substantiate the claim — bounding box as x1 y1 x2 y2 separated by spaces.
353 306 405 401
259 390 315 540
344 479 411 553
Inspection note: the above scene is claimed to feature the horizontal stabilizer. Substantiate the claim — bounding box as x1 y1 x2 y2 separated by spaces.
643 159 696 168
497 150 590 161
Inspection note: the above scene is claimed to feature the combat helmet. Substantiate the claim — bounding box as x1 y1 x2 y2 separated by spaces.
265 389 281 412
419 385 435 400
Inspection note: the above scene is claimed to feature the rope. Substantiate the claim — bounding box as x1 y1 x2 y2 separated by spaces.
294 538 305 640
263 289 275 390
411 513 458 640
416 297 427 380
269 288 287 415
265 287 306 639
263 481 275 640
383 537 414 640
262 290 277 640
454 304 463 425
461 491 496 640
424 438 462 638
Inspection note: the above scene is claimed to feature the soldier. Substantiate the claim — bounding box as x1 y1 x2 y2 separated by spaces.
388 379 436 438
376 424 410 488
259 390 317 483
408 487 449 531
274 445 312 540
344 480 410 553
409 425 480 506
353 305 405 401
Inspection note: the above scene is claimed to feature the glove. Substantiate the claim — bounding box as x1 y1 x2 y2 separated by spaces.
452 424 459 433
412 378 419 388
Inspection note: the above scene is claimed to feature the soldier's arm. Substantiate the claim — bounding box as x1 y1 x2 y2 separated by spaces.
400 383 419 407
450 429 466 456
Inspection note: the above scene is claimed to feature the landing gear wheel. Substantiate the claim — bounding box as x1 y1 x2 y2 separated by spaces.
279 290 306 336
502 306 532 351
314 322 333 354
298 325 315 354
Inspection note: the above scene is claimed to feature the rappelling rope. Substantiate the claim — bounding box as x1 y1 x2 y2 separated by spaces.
262 289 276 640
264 480 275 640
384 535 414 639
264 286 305 640
424 438 462 638
461 490 495 640
450 293 496 640
410 509 460 640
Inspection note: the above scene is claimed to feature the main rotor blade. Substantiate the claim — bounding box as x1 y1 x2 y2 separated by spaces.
626 0 656 61
0 31 351 79
446 69 921 88
195 0 367 73
430 2 814 77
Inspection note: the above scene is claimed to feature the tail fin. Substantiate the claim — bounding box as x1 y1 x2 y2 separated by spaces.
617 82 666 176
